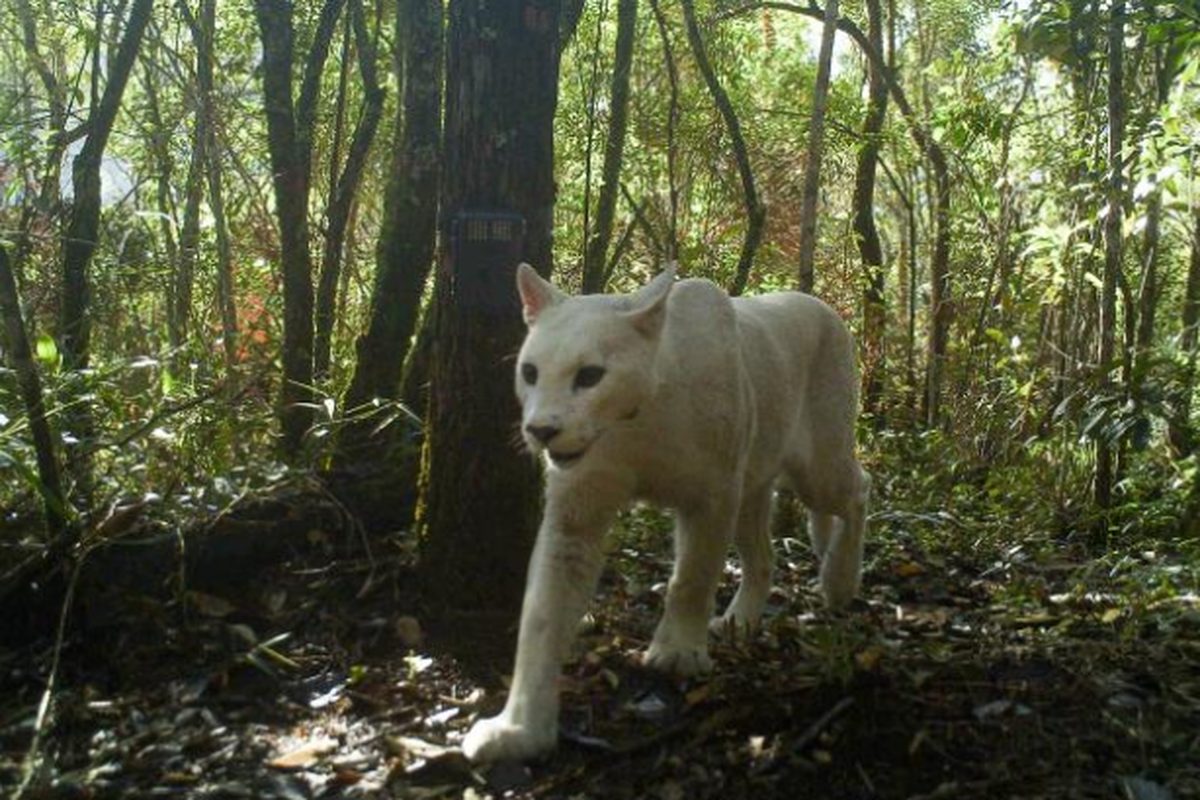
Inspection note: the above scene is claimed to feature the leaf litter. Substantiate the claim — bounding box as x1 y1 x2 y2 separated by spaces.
1 504 1197 799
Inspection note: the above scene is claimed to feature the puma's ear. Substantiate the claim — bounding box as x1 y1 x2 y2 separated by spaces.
516 262 565 326
623 263 676 338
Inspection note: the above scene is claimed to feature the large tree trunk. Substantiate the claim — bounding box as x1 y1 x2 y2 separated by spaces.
582 0 638 294
680 0 765 296
0 246 70 538
797 0 840 295
59 0 155 506
854 0 888 416
336 0 443 464
1096 0 1124 514
314 0 386 381
253 0 344 457
420 0 562 614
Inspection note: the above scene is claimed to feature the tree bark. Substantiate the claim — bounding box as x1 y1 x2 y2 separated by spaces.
582 0 638 294
680 0 766 296
854 0 888 416
253 0 344 456
1096 0 1124 514
797 0 839 295
420 0 562 614
0 246 70 538
314 0 386 381
336 0 443 464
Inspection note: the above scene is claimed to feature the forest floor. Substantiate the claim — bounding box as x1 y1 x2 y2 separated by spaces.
1 495 1198 800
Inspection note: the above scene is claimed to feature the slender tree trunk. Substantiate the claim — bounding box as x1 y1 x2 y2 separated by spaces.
578 1 607 285
680 0 765 295
649 0 680 259
1135 47 1173 357
59 0 154 505
854 0 888 416
314 13 354 380
336 0 442 464
174 114 206 360
1136 183 1162 353
12 0 68 298
720 2 952 424
400 310 435 418
0 246 70 538
582 0 638 294
185 0 239 372
314 0 386 381
1170 206 1200 455
421 0 562 614
972 66 1030 368
140 61 181 303
253 0 344 456
797 0 839 294
1096 0 1124 515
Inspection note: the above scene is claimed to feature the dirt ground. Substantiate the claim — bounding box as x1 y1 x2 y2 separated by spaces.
2 507 1198 799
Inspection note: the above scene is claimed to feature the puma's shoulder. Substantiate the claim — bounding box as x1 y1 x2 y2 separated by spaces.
665 278 737 324
661 278 742 369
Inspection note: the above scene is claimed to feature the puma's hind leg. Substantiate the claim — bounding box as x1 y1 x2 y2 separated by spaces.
789 461 870 611
818 467 870 610
807 511 838 562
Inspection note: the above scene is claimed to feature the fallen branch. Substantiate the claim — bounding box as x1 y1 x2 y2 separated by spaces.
757 695 855 773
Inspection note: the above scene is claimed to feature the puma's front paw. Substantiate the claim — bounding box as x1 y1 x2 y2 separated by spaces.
644 639 713 676
462 715 556 763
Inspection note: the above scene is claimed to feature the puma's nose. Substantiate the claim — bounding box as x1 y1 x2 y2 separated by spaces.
526 425 561 445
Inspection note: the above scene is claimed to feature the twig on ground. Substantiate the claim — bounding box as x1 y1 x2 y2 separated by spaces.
13 558 83 800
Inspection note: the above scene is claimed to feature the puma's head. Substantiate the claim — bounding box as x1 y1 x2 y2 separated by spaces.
514 263 676 469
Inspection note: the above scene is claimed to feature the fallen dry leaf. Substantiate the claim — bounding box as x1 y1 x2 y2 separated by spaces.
269 737 337 769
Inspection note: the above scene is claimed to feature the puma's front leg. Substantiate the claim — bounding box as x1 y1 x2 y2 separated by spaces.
646 497 738 676
463 483 621 763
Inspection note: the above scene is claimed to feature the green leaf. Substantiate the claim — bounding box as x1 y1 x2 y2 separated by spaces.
35 335 58 365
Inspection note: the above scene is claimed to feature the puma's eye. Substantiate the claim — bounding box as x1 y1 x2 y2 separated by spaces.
521 363 538 385
574 365 606 390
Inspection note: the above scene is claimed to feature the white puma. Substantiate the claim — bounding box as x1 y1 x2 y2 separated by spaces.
462 264 869 763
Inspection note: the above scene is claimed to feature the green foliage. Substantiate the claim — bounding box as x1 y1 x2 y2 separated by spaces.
0 0 1197 559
